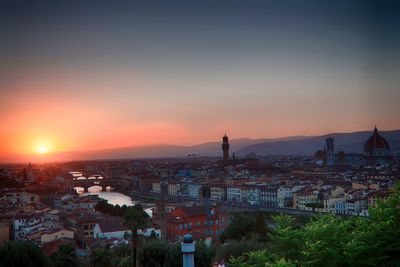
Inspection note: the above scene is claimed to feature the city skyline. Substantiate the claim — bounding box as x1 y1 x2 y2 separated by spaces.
1 127 399 164
1 2 400 265
1 1 400 158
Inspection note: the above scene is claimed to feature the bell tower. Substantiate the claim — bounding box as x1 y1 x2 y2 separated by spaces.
222 133 230 160
326 137 335 167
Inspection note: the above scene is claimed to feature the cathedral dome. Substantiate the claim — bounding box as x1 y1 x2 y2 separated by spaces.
363 126 390 157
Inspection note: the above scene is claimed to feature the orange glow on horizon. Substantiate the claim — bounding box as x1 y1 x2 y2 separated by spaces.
37 147 49 154
33 138 54 155
0 76 399 161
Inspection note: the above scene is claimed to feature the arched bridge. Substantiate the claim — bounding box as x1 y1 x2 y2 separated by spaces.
65 174 126 192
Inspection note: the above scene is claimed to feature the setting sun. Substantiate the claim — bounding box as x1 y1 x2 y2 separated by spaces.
37 147 49 154
33 138 54 155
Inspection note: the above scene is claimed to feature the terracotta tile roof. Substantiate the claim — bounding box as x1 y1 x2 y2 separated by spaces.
97 221 129 233
178 206 208 217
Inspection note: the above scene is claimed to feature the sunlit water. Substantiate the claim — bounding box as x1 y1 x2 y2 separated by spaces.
75 186 137 206
75 185 152 217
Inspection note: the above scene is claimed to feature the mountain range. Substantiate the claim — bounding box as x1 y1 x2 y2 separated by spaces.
238 130 400 156
1 130 399 163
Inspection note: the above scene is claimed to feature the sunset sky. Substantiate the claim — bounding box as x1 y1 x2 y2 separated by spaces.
1 1 400 156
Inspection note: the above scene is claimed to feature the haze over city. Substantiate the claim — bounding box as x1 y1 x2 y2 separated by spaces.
1 2 400 267
1 1 400 160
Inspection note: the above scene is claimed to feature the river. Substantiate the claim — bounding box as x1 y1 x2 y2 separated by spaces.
75 185 153 217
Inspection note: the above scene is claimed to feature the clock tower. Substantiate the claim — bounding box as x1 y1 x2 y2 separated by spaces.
222 133 230 160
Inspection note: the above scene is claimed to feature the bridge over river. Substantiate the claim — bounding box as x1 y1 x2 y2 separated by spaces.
65 172 128 192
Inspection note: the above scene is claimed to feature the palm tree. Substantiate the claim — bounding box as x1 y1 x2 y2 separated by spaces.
124 205 150 267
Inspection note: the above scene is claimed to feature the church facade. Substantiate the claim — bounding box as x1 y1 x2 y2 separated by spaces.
315 126 393 168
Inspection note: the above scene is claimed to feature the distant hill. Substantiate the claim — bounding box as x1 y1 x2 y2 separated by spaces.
237 130 400 156
1 130 399 163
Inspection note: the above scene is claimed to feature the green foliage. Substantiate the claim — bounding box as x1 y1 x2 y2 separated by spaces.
217 212 272 264
3 184 399 267
91 247 112 267
0 241 49 267
194 241 216 267
168 243 183 267
50 244 77 267
110 244 132 267
90 245 135 267
95 200 149 229
124 204 150 229
95 200 149 267
270 215 303 262
137 239 180 267
233 183 400 266
229 250 294 267
220 213 257 242
215 235 266 262
301 215 353 266
221 212 273 244
137 239 215 267
111 244 131 258
270 212 400 266
254 212 268 238
116 256 133 267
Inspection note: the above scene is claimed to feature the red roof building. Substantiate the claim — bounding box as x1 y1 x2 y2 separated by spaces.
166 205 228 242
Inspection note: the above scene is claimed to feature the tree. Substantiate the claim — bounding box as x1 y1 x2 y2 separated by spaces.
254 211 267 237
123 204 150 267
137 239 177 267
124 204 150 229
229 250 294 267
95 201 149 228
194 241 215 267
344 183 400 266
215 236 266 263
96 200 150 267
220 213 256 242
110 244 132 267
111 244 132 258
299 215 352 266
168 243 183 267
91 247 111 267
0 241 49 267
269 183 400 266
117 257 133 267
270 215 303 263
50 244 77 267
